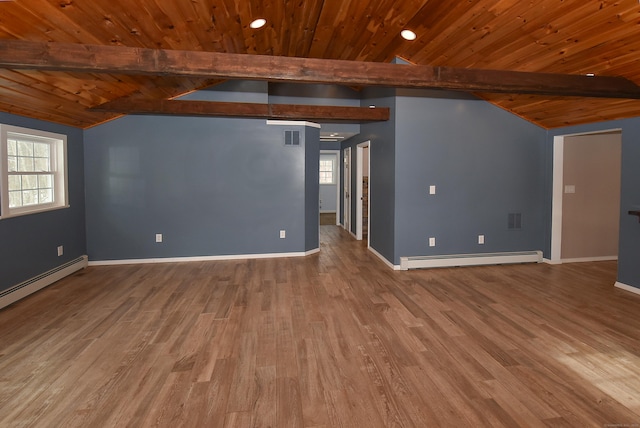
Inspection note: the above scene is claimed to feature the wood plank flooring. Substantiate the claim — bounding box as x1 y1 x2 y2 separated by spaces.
1 226 640 427
319 213 337 225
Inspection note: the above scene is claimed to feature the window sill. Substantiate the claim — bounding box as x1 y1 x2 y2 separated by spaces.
0 204 70 220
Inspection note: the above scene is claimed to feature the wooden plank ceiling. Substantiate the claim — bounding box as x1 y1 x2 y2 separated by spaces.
1 0 640 129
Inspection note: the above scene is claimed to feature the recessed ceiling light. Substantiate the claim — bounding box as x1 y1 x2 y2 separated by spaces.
586 73 595 77
401 29 417 41
250 18 266 29
369 105 376 108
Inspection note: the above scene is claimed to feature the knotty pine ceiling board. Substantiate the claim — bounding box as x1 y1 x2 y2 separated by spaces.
0 0 640 128
485 94 640 129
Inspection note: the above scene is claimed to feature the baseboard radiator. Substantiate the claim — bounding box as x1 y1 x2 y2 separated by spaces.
0 255 88 310
400 250 542 270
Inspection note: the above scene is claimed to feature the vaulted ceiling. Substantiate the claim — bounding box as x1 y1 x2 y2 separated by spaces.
1 0 640 129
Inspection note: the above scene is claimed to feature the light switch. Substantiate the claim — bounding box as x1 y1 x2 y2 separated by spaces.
429 185 436 195
564 185 576 194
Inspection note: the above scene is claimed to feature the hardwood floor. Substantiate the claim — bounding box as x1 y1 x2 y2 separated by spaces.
1 226 640 427
320 212 337 225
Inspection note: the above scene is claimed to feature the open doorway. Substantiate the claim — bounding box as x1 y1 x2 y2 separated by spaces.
356 141 370 244
343 147 351 232
551 130 622 263
319 150 340 225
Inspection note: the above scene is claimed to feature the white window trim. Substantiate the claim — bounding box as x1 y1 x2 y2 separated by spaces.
319 154 337 185
0 124 69 219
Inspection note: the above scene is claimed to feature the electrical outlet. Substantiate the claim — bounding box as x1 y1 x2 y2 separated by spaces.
155 233 163 243
429 237 436 247
478 235 485 245
429 185 436 195
57 245 64 256
280 230 286 239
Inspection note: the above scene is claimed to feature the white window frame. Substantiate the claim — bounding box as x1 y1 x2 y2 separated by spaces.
0 124 69 219
319 154 336 185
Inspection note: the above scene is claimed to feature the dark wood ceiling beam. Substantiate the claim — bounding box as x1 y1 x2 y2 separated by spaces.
2 39 640 99
90 98 390 122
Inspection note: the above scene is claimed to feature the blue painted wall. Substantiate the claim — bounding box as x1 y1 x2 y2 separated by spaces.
4 76 638 299
342 87 397 263
0 112 86 292
269 83 361 138
393 89 547 264
547 118 640 290
179 80 268 103
84 114 318 260
305 126 320 251
344 88 547 266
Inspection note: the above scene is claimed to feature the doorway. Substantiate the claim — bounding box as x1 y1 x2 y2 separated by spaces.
356 141 370 244
551 130 622 263
343 147 351 232
319 150 340 225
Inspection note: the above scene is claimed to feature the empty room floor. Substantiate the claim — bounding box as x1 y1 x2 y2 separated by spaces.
1 226 640 427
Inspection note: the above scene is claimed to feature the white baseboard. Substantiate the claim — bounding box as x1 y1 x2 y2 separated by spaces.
562 256 617 263
400 250 542 270
544 256 618 265
614 281 640 296
89 249 320 266
0 256 88 310
368 247 401 270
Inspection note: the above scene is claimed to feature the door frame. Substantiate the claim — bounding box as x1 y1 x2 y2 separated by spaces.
356 141 370 244
320 150 340 225
550 128 621 263
343 147 351 232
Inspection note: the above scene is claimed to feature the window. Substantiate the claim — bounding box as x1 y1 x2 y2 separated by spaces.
0 124 68 218
319 154 336 184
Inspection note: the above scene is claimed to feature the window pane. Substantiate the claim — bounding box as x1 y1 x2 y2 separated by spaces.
22 174 38 190
33 142 50 158
8 191 22 208
319 171 333 184
18 157 34 172
38 174 52 188
8 175 21 191
39 189 53 204
7 139 17 156
17 141 33 157
8 156 17 172
22 189 38 206
35 157 50 172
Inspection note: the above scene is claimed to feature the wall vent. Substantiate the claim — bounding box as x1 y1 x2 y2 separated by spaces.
284 130 300 146
508 212 522 230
